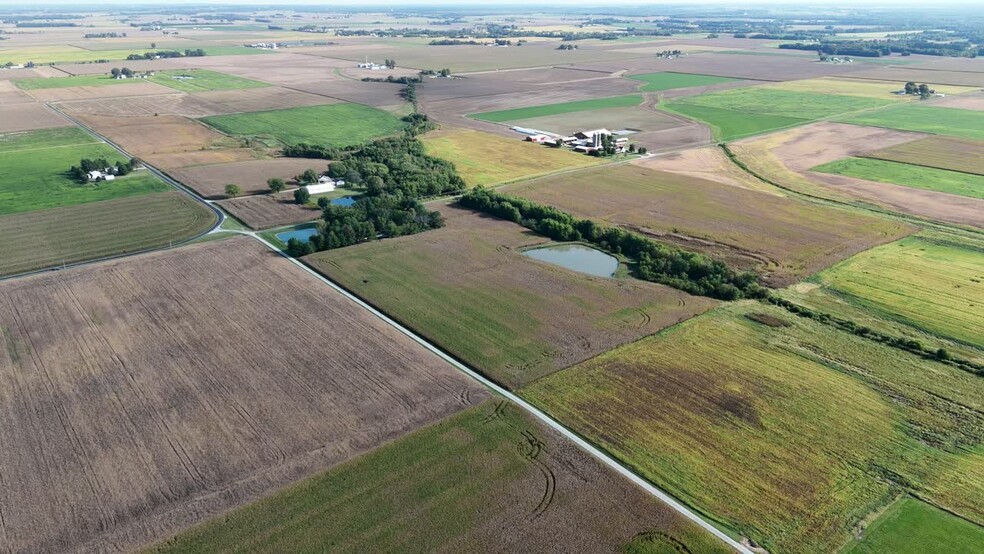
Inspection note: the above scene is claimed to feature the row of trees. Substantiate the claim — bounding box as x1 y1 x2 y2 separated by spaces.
457 187 763 300
125 49 205 60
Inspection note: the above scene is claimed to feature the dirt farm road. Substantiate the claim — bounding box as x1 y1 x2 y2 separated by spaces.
24 105 752 554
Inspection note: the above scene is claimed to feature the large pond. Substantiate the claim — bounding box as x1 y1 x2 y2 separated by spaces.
522 244 618 277
275 227 318 244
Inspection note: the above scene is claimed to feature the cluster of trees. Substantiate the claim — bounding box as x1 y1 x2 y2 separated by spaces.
457 187 763 300
15 22 78 28
428 39 483 46
766 296 983 376
125 49 205 60
904 81 937 98
110 67 136 78
382 58 397 69
69 157 138 182
556 44 578 50
361 75 421 85
654 50 683 58
84 32 126 38
781 36 978 58
287 195 444 256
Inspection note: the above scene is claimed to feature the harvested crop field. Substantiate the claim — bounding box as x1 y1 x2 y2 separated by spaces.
812 157 984 200
0 237 488 552
845 67 984 87
469 95 643 123
730 123 984 227
219 193 321 229
167 158 328 198
307 204 716 389
149 69 269 92
815 236 984 348
191 87 333 114
502 163 913 286
522 301 984 553
0 104 70 132
635 146 777 193
26 82 175 102
421 128 603 187
865 135 984 175
200 103 406 147
58 93 226 118
143 149 260 170
75 114 235 157
151 400 731 554
934 93 984 111
0 191 216 277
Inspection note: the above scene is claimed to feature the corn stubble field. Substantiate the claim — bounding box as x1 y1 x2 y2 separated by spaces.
0 238 488 552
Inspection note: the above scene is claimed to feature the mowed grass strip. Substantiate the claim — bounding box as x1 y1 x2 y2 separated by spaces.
521 302 984 553
663 87 895 141
865 136 984 175
149 69 269 92
468 95 642 123
812 157 984 199
842 497 984 554
0 191 216 276
816 236 984 348
628 71 739 92
421 128 603 187
148 401 732 554
0 128 168 215
837 104 984 140
306 204 715 389
200 103 406 147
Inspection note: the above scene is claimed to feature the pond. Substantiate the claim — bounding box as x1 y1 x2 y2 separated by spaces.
275 227 318 244
522 244 619 278
330 196 357 207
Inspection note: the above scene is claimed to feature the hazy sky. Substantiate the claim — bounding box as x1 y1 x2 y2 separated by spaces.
1 0 982 6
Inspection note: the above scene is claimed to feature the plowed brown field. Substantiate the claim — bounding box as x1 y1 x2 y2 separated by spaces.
168 158 327 198
219 193 321 229
0 237 487 552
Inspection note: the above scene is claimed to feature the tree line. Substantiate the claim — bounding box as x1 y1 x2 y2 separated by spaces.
457 187 764 301
126 49 205 60
69 157 138 182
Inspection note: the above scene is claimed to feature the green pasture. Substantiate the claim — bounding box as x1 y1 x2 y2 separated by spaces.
150 69 269 92
837 104 984 140
812 157 984 200
628 71 739 92
842 497 984 554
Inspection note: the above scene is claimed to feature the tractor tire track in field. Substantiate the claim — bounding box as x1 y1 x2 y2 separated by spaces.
521 429 557 520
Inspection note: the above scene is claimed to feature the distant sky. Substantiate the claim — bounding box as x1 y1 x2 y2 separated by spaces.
1 0 983 6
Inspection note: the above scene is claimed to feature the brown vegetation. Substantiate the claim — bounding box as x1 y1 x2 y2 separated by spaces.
0 237 487 552
0 104 71 132
865 135 984 175
168 158 327 198
219 193 321 229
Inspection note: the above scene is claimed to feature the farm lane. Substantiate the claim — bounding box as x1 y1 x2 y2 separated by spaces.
25 100 749 553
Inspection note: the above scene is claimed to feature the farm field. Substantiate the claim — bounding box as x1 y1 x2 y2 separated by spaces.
306 203 716 389
0 104 71 133
0 45 268 65
502 163 913 286
729 122 984 227
149 69 270 92
468 95 643 123
812 157 984 200
628 71 740 91
663 87 896 141
166 157 328 198
767 77 978 99
865 135 984 175
0 191 216 277
522 301 984 553
506 106 683 136
842 497 984 554
421 128 603 187
815 236 984 348
0 127 168 215
218 193 321 229
150 400 731 554
837 104 984 140
0 237 487 552
200 103 406 147
13 74 140 90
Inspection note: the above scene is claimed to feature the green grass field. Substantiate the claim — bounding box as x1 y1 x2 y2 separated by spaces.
842 497 984 554
422 128 603 186
815 236 984 348
0 128 168 216
0 191 217 277
837 104 984 140
663 87 895 141
149 69 269 92
13 74 137 90
628 71 739 92
148 401 731 554
522 301 984 553
812 157 984 199
468 95 643 123
200 103 406 147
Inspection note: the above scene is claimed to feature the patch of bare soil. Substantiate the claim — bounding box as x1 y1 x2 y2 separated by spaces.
219 193 321 229
0 104 71 132
168 158 326 198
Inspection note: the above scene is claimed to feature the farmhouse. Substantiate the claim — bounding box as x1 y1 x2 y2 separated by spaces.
307 176 346 195
87 170 115 181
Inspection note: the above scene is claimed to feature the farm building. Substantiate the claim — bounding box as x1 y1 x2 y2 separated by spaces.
307 176 346 195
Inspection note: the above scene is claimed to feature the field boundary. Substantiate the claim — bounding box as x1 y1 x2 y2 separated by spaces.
240 230 752 554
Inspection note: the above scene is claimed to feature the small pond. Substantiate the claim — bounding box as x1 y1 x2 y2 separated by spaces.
275 227 318 244
522 244 618 277
330 196 357 207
